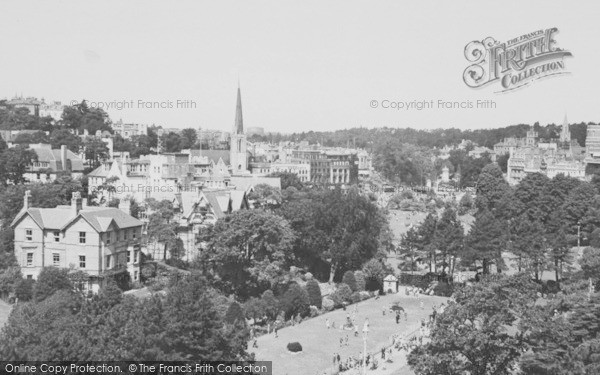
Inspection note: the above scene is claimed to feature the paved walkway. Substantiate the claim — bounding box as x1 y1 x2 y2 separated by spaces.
0 299 12 328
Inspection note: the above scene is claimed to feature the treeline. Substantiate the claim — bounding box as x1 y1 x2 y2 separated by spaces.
409 273 600 374
400 164 600 282
0 268 249 361
250 121 592 149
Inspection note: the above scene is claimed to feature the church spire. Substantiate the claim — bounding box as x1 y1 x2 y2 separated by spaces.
560 114 570 143
234 84 243 134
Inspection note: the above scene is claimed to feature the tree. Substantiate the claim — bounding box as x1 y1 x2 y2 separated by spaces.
399 227 420 274
247 184 282 209
199 210 295 298
82 136 110 169
475 163 512 214
260 290 279 320
33 267 73 302
463 209 507 274
305 279 322 308
416 213 438 272
0 267 22 299
433 208 464 277
511 216 547 280
362 259 386 291
407 274 540 375
160 132 183 153
224 301 245 324
354 270 366 291
243 297 266 321
514 173 552 224
145 199 179 260
49 128 82 153
180 128 198 149
0 146 37 185
579 247 600 282
342 270 357 292
267 172 304 190
330 283 352 307
12 131 49 145
279 283 310 319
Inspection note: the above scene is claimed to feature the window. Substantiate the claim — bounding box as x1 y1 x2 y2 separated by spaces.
134 250 138 263
79 255 86 268
105 255 111 269
26 253 34 266
53 253 60 266
25 229 33 241
106 232 110 244
122 230 125 241
79 232 86 244
26 275 33 280
133 229 136 239
134 271 138 281
127 251 131 263
53 231 60 242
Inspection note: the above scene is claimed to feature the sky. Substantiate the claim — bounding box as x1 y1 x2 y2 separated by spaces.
1 0 599 133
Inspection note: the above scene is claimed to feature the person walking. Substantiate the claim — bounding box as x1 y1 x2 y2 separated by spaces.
326 318 330 329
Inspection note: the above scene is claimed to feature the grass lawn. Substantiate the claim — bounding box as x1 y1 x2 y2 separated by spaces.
249 293 447 375
0 300 12 328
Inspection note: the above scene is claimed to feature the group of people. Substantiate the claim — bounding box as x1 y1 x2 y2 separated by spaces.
332 351 376 374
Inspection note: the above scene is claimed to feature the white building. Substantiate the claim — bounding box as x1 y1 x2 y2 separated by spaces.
11 191 143 292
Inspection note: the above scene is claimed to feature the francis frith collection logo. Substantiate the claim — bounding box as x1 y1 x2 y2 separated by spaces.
463 28 572 93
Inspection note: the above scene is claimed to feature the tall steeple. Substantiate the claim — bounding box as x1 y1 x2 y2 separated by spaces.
230 84 248 174
560 114 571 143
234 84 243 134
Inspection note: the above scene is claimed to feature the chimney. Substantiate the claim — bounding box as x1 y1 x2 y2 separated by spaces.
23 190 32 210
119 197 131 215
61 145 68 171
71 192 82 216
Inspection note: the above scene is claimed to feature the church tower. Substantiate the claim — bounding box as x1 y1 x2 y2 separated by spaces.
560 115 571 143
230 85 248 174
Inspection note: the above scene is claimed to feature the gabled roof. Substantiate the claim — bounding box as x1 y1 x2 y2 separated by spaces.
229 190 247 211
189 150 230 166
30 146 85 172
11 205 142 232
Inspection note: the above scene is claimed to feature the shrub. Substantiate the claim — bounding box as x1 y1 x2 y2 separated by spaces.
33 267 72 302
342 271 357 291
331 283 353 307
322 297 334 311
304 272 313 281
432 282 453 297
279 283 310 319
244 297 266 321
225 301 245 324
287 342 303 352
354 271 366 291
350 291 362 304
261 290 279 320
309 305 319 317
305 279 322 308
14 278 34 302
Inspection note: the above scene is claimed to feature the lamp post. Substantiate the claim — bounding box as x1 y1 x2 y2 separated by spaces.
362 324 369 375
